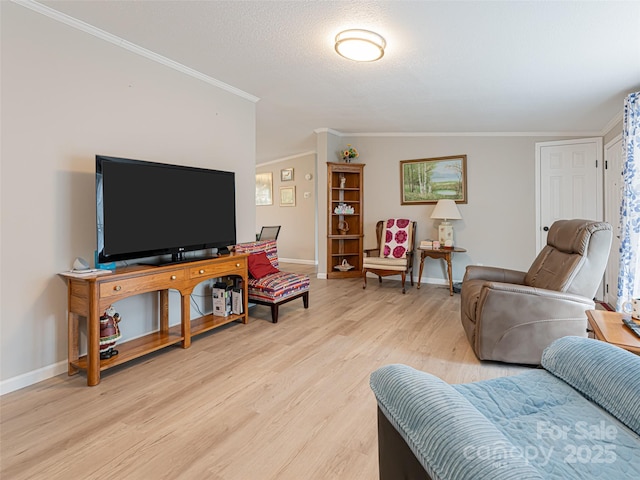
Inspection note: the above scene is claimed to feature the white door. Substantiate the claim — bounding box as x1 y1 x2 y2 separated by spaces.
604 134 623 308
535 138 603 252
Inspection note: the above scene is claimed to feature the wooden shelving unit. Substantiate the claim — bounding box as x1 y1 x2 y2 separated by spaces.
327 162 365 278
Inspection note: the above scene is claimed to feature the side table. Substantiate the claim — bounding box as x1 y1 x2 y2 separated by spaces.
586 309 640 354
417 247 466 296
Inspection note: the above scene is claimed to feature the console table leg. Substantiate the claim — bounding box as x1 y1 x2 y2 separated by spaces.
87 283 101 386
417 256 425 289
445 255 454 296
159 290 169 334
181 293 191 348
67 311 79 376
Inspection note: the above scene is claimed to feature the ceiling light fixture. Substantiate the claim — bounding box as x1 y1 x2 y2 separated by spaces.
334 29 386 62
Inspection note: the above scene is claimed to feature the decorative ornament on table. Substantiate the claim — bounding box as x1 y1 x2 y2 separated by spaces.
342 144 359 163
100 305 122 360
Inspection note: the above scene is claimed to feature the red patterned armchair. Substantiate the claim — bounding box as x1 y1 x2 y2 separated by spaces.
235 240 310 323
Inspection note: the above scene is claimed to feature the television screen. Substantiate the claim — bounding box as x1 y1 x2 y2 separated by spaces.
96 155 236 264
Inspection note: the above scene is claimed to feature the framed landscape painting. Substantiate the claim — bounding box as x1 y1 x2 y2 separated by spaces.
400 155 467 205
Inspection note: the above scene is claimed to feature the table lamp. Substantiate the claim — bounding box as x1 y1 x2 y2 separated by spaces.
430 199 462 246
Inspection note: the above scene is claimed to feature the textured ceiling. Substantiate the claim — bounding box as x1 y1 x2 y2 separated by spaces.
39 0 640 163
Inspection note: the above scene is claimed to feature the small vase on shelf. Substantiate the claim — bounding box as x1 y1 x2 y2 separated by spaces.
341 144 359 163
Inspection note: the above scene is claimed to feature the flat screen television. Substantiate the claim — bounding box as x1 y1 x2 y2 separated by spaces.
96 155 236 265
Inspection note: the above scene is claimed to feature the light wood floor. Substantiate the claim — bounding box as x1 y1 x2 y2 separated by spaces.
1 265 528 479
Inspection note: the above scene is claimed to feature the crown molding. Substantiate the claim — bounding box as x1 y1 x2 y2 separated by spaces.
313 128 343 136
315 128 605 138
257 151 316 166
335 131 604 137
600 111 623 136
12 0 260 103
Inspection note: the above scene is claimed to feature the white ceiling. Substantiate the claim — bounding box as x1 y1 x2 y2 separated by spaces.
39 0 640 163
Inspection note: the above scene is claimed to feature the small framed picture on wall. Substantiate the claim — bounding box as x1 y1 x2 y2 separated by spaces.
280 186 296 206
280 168 294 182
255 172 273 206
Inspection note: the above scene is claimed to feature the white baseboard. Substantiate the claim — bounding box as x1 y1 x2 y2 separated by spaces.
278 257 316 265
364 271 456 286
316 272 456 285
1 360 67 396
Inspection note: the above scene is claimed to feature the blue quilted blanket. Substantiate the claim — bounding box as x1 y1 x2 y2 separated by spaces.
370 336 640 480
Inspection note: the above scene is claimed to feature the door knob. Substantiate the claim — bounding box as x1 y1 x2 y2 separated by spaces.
543 226 549 231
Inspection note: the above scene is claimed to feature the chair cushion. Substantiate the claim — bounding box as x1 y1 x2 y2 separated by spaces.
248 251 279 279
248 271 310 303
541 336 640 436
364 256 408 271
234 240 279 269
382 219 412 259
524 220 612 296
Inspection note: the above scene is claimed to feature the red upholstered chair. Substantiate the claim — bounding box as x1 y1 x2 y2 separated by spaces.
235 240 310 323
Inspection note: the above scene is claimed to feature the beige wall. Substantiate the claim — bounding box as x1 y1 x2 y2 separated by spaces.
1 3 256 391
316 133 589 283
256 153 316 263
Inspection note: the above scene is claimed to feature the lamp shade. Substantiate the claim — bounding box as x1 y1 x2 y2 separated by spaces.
430 199 462 221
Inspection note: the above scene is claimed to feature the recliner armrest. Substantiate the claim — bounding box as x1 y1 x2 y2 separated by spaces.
479 281 595 303
370 364 543 480
474 283 594 364
463 265 526 284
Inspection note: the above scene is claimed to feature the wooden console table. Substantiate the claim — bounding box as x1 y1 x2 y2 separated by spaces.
417 247 466 296
586 309 640 354
60 254 249 386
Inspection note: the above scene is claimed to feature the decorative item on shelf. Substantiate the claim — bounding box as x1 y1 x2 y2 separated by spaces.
341 144 359 163
99 305 122 360
334 259 355 271
334 203 355 214
430 199 462 245
340 175 346 188
337 220 349 235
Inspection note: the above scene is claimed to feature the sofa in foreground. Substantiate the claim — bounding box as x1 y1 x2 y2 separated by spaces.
370 336 640 479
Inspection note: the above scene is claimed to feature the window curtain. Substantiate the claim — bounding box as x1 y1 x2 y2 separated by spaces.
616 91 640 310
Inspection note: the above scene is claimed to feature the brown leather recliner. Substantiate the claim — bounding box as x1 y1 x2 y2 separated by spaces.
461 219 612 365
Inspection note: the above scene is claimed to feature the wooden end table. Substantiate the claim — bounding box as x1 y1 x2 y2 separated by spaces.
417 247 466 296
586 309 640 354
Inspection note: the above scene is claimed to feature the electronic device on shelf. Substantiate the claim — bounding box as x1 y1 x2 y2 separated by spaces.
622 317 640 338
96 155 236 266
